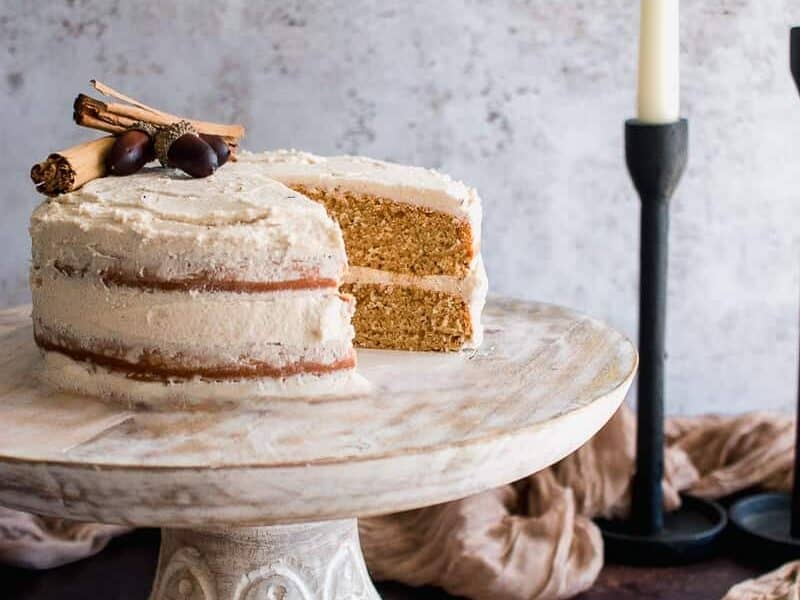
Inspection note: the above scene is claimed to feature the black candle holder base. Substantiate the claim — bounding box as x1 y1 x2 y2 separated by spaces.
729 492 800 566
596 494 727 565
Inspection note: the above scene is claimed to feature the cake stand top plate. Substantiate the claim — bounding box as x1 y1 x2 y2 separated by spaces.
0 298 636 527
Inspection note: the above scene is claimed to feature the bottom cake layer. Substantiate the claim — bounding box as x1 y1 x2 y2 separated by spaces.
342 282 481 351
39 350 371 409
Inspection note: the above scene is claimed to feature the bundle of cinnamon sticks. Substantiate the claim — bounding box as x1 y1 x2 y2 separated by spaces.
30 81 245 196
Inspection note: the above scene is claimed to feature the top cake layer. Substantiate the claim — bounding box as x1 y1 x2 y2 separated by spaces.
240 149 482 253
31 161 347 290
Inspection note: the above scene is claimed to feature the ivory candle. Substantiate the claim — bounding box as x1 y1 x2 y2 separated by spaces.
637 0 680 123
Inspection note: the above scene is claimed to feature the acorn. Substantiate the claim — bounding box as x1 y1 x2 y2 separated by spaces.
106 129 155 176
155 121 218 178
168 134 219 178
199 133 230 167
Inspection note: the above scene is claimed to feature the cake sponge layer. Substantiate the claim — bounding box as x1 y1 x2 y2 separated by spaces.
342 283 474 351
292 185 475 278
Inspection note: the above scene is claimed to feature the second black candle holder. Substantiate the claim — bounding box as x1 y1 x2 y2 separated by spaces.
726 25 800 568
595 118 727 565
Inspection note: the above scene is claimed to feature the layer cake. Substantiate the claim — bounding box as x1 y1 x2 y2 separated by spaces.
30 150 487 403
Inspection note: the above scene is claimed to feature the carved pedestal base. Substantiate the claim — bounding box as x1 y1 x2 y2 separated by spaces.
149 519 380 600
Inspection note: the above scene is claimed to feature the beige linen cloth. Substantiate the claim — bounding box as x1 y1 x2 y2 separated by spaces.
0 406 795 599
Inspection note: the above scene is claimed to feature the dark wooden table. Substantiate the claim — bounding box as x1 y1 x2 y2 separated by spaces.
0 528 766 599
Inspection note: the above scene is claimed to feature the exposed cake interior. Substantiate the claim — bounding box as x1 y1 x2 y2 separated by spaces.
248 150 487 352
293 185 474 277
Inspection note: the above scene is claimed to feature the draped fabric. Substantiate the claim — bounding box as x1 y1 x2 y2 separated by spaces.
361 407 794 599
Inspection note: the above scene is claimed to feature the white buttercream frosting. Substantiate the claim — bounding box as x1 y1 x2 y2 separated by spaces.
345 258 486 300
32 267 355 367
31 162 347 284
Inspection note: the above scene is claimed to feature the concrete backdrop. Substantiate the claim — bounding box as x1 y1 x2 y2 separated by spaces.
1 0 798 414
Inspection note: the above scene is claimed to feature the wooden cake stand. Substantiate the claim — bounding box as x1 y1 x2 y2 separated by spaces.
0 298 636 600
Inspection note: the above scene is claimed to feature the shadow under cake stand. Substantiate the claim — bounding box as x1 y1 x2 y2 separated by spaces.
0 298 637 600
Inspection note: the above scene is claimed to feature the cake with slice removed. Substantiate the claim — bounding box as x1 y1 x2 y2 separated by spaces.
243 150 488 351
29 149 487 404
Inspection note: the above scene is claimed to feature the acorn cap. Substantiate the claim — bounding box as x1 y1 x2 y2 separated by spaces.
127 121 158 138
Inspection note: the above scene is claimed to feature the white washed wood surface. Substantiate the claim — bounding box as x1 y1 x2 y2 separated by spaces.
0 298 636 527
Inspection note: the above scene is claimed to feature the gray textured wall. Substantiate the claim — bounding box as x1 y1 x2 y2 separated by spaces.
1 1 799 414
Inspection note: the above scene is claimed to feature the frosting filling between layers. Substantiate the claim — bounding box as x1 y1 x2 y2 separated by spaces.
36 338 357 381
344 259 487 299
80 265 338 293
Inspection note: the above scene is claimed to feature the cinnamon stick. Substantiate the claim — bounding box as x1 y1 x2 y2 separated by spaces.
32 81 246 196
74 80 245 151
30 136 115 196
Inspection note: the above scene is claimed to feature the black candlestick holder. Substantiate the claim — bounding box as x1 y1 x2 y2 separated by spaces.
727 26 800 567
595 118 727 565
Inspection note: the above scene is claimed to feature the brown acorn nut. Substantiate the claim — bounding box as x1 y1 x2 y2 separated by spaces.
106 130 155 176
168 134 219 178
199 133 230 166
